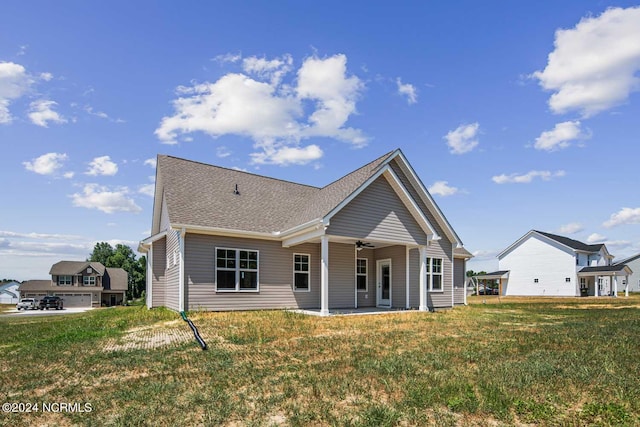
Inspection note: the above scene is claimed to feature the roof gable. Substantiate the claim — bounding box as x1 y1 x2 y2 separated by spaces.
499 230 584 259
49 261 106 276
534 231 604 252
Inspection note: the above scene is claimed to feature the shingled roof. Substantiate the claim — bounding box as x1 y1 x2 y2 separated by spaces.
535 231 604 253
157 150 395 234
49 261 106 276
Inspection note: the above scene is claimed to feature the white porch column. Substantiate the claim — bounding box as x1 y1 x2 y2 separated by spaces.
595 275 599 297
178 228 186 312
405 246 410 309
625 275 629 297
419 245 427 311
146 245 153 309
320 236 329 316
613 275 618 297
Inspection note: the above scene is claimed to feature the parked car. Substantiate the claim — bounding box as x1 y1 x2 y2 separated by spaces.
478 287 499 295
16 298 38 310
38 296 64 310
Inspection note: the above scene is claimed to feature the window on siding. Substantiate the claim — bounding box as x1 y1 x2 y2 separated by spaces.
565 277 571 282
293 254 310 291
356 258 368 291
426 257 443 291
83 276 96 286
580 278 587 289
58 275 72 286
534 278 539 283
216 248 259 292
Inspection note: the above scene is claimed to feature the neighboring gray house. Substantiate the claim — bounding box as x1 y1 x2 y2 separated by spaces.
19 261 128 307
0 281 20 304
139 149 470 315
614 253 640 293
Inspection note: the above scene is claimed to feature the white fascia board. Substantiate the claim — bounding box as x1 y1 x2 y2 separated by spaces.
138 230 168 253
171 223 280 240
277 218 325 238
391 150 463 247
382 167 438 239
498 230 576 259
282 227 326 248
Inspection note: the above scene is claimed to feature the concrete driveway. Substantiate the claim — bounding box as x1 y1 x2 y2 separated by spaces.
1 307 94 317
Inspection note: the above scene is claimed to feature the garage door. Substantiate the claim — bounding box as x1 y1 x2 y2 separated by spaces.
53 293 92 307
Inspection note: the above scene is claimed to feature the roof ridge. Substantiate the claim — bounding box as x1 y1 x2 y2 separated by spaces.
159 154 321 189
534 230 603 250
319 149 396 190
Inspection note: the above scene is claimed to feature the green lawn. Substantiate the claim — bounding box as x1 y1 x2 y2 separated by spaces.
1 297 640 426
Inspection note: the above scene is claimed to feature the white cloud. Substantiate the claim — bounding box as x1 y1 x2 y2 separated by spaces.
232 166 249 172
63 171 75 179
428 181 459 197
40 72 53 81
558 222 584 234
138 183 155 197
242 54 292 85
492 170 566 184
86 156 118 176
532 7 640 117
71 184 142 214
603 207 640 228
214 52 242 64
587 233 607 243
28 99 67 127
0 230 82 240
250 144 323 166
23 152 68 176
444 123 480 154
216 146 231 158
155 53 366 163
0 61 34 124
471 250 500 260
143 158 157 168
84 105 124 122
534 121 590 151
396 78 417 104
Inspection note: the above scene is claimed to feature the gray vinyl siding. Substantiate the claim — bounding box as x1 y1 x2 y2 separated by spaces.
453 258 466 305
374 245 407 308
427 239 453 309
329 243 356 308
184 234 320 311
356 249 376 307
409 248 420 308
165 229 181 311
327 176 429 246
151 237 166 308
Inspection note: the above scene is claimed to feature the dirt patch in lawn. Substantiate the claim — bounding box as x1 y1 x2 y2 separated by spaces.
103 323 192 352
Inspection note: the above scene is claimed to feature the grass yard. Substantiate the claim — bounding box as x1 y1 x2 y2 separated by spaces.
2 297 640 426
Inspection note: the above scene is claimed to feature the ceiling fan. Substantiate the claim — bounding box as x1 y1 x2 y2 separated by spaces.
355 240 375 250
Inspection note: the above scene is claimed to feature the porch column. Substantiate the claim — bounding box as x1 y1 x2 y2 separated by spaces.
613 275 618 297
405 246 410 309
419 245 427 311
320 236 329 316
146 245 153 309
595 275 599 297
625 275 629 297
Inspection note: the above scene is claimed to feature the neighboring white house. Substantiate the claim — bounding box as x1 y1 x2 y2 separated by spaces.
485 230 632 297
0 281 20 304
614 253 640 293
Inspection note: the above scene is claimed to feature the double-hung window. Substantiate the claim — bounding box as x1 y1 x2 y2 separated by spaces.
293 254 310 291
426 257 443 291
356 258 368 291
216 248 259 292
58 275 72 286
83 276 96 286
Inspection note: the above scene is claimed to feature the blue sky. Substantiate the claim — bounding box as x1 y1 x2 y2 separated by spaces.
2 1 640 280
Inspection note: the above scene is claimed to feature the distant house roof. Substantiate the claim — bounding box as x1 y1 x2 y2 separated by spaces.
104 268 128 291
0 281 20 292
49 261 106 276
579 264 632 275
19 280 59 291
614 253 640 265
534 231 604 253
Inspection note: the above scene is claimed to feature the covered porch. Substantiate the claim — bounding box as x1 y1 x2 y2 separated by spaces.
578 265 633 297
472 271 510 296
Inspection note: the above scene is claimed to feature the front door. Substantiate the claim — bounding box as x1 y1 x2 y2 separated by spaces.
377 259 392 307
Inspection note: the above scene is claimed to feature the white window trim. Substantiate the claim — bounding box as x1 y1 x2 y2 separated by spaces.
426 257 444 292
293 253 311 292
356 258 368 292
215 247 260 293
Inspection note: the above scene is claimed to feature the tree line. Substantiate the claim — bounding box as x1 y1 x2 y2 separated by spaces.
87 242 146 301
